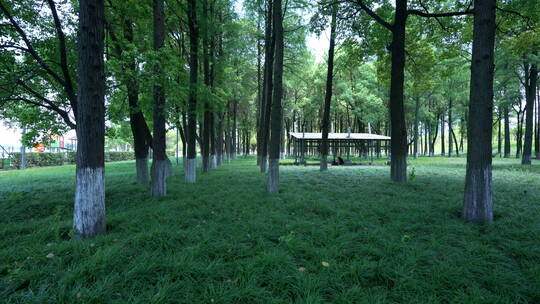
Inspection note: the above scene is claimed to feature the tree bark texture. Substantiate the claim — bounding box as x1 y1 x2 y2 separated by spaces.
463 0 496 223
74 0 106 238
267 0 283 193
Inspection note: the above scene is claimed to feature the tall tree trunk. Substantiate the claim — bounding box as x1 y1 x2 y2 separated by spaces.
202 0 211 173
448 98 453 157
74 0 106 238
256 12 263 165
320 1 337 171
504 105 510 158
522 63 537 165
413 97 420 158
497 108 501 156
441 113 445 155
232 99 238 159
389 0 408 182
186 0 198 183
260 0 275 173
516 109 523 158
534 85 540 159
267 0 283 193
463 0 496 223
150 0 167 196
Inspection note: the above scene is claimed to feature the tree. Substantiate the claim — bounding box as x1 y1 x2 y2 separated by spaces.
185 0 198 183
522 61 538 165
462 0 496 223
105 0 154 184
347 0 473 182
267 0 283 192
73 0 106 237
320 1 338 171
150 0 168 196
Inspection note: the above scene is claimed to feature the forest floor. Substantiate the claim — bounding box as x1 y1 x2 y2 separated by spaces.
1 156 540 303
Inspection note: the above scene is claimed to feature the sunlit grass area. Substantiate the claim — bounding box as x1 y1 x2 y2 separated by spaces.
1 156 539 303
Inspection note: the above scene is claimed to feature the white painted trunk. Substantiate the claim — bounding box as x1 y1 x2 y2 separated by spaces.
232 152 237 160
260 156 267 173
267 158 279 193
210 154 217 169
185 158 196 183
280 152 285 159
151 159 168 196
217 155 223 166
165 158 175 177
136 158 149 184
320 154 328 171
463 165 493 223
74 167 106 238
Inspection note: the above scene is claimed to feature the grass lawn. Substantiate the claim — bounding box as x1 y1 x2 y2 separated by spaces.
1 156 540 303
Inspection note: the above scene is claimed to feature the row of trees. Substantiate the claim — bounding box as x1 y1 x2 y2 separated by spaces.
1 0 539 237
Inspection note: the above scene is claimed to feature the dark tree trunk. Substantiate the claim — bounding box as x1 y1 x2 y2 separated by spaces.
522 63 537 165
256 13 263 165
463 0 496 223
202 0 211 173
260 0 275 172
108 20 151 184
232 99 238 159
516 109 523 158
497 108 502 156
504 105 511 158
441 113 445 155
388 0 408 182
413 97 420 158
536 87 540 159
186 0 198 183
267 0 283 193
150 0 167 196
448 98 453 157
216 113 224 166
320 1 337 171
74 0 106 238
126 26 150 181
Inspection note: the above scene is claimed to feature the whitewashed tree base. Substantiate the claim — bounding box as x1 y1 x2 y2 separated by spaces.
74 167 106 238
267 158 279 193
232 152 237 160
463 165 493 223
217 155 223 166
185 158 196 183
165 158 175 177
210 155 217 169
280 152 285 159
151 159 168 196
136 158 149 184
320 154 328 171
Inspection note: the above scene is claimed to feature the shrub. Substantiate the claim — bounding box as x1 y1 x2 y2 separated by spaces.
10 151 137 168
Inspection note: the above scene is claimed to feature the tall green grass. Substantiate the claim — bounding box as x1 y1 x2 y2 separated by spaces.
1 156 539 303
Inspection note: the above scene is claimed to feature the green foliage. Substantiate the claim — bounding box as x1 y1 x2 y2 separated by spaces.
9 152 137 168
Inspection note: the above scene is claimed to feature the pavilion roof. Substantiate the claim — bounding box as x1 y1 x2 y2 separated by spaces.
289 132 390 140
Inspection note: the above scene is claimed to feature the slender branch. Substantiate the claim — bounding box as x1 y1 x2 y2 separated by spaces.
354 0 393 32
0 0 67 87
45 0 77 113
496 6 532 28
407 9 474 18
